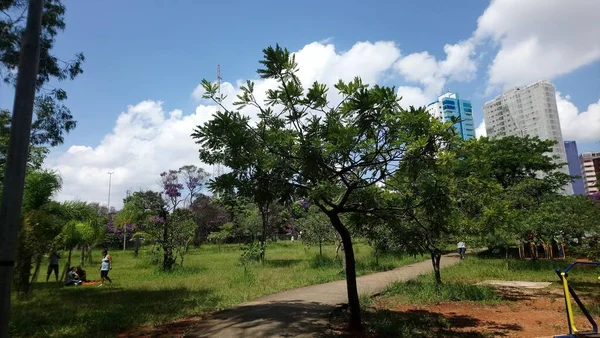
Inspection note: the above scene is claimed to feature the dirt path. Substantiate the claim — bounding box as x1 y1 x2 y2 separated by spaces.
178 254 461 338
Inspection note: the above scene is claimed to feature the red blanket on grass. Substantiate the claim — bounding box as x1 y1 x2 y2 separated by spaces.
82 281 102 286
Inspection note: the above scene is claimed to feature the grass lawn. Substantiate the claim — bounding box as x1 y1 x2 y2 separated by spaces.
377 256 600 306
10 241 423 338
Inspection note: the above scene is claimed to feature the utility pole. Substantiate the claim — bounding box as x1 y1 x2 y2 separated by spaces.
107 172 114 213
213 65 224 199
0 1 45 336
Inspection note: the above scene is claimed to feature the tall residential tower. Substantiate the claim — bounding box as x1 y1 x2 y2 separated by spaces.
426 92 475 140
482 80 572 194
564 141 585 195
580 151 600 195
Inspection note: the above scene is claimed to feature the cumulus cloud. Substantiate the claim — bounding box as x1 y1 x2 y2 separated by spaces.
46 101 217 208
396 86 430 109
47 41 407 208
393 40 477 97
555 93 600 143
475 0 600 89
475 121 487 138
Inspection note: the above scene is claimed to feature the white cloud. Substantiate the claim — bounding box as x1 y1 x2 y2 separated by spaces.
46 101 217 208
475 121 487 138
47 41 406 208
396 86 430 109
556 92 600 143
475 0 600 89
393 40 477 98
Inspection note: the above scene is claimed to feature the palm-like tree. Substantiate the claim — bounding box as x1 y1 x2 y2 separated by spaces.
15 170 62 293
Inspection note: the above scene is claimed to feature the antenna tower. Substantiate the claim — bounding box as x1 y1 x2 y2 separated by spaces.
213 65 224 196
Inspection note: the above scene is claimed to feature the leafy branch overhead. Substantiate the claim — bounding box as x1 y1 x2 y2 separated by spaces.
0 0 85 183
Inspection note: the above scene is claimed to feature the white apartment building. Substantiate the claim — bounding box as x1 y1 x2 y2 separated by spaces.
580 152 600 195
482 80 573 194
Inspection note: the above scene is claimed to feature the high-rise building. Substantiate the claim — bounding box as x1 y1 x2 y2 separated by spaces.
564 141 585 195
580 152 600 195
482 80 573 194
426 92 475 140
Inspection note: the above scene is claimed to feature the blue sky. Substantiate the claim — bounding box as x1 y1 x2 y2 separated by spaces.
1 0 598 206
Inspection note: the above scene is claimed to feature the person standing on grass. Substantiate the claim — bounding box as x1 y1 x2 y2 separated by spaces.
46 251 60 282
99 249 112 286
457 241 466 259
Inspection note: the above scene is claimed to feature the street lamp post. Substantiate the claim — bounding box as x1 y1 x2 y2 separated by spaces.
107 171 125 251
107 172 114 213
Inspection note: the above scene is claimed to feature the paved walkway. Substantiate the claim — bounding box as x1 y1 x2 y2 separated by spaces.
185 253 462 337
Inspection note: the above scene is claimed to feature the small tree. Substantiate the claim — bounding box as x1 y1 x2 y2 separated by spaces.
14 170 62 293
193 45 443 329
207 222 233 251
297 205 335 256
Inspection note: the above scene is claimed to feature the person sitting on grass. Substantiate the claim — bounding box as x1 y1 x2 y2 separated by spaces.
64 267 82 286
75 266 88 282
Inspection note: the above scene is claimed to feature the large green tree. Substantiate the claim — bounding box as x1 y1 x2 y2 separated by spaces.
193 45 448 329
0 0 84 181
453 136 573 250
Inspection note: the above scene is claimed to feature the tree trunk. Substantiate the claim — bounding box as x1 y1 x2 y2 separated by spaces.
30 254 42 284
335 240 342 260
0 1 44 334
431 251 442 289
80 246 85 266
123 231 126 251
259 206 268 263
134 238 140 257
87 246 93 265
14 231 32 294
319 239 323 257
163 220 173 271
16 253 32 294
61 248 73 282
328 212 361 330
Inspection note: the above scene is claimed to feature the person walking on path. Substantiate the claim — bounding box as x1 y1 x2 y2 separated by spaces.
99 249 112 286
457 241 466 259
46 251 60 282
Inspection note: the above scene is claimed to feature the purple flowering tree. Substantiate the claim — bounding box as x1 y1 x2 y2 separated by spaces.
178 165 210 207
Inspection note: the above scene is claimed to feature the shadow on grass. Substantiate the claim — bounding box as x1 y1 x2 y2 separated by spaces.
355 259 396 273
331 308 521 337
123 300 335 338
263 259 303 268
10 284 221 338
310 255 343 270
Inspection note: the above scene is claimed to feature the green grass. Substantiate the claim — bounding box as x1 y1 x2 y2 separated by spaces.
10 241 423 338
442 257 600 284
382 278 501 305
376 256 600 306
339 256 600 337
